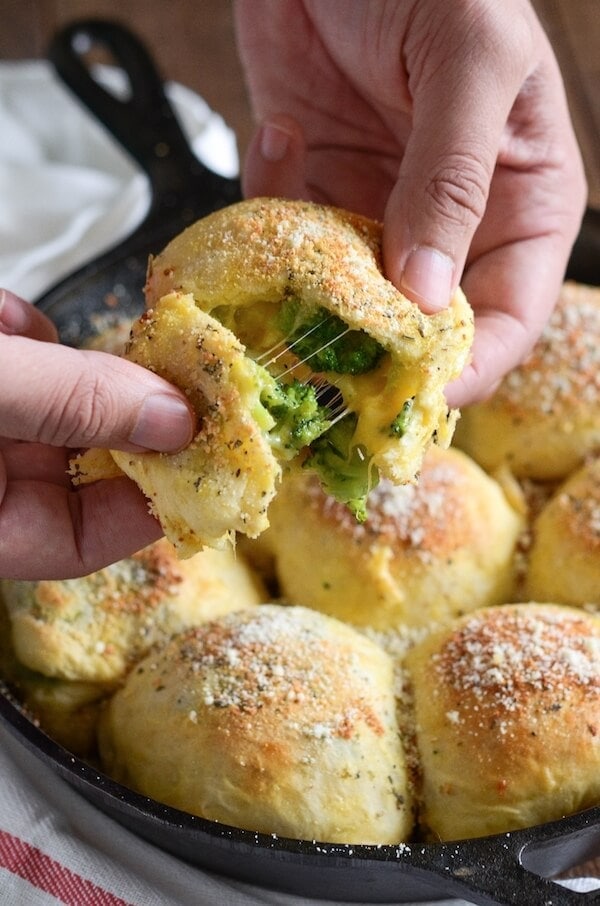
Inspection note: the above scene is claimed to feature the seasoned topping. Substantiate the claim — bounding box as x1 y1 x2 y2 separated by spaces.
496 283 600 417
102 544 184 616
434 608 600 721
559 492 600 548
34 543 184 619
305 450 474 556
146 607 387 741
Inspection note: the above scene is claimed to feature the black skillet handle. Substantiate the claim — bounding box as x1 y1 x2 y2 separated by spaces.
37 19 242 340
408 806 600 906
566 207 600 287
48 18 241 217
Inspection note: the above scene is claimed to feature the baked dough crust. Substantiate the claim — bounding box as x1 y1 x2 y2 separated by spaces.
1 538 262 684
454 281 600 480
72 292 281 554
266 446 523 630
98 604 415 844
524 458 600 606
406 603 600 840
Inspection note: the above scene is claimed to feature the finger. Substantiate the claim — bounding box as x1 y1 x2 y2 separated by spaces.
383 5 531 313
0 475 162 580
0 288 59 342
0 334 195 452
444 232 567 408
445 310 529 408
2 442 72 485
242 114 311 200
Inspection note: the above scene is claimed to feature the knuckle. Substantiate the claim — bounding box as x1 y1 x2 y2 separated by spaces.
410 0 534 83
460 1 534 70
38 368 120 447
425 156 490 228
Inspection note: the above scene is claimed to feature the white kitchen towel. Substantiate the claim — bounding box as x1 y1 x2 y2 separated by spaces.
0 59 238 301
0 58 598 906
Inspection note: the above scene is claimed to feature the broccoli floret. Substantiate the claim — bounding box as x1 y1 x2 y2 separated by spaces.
261 378 331 458
304 414 378 521
280 300 385 375
389 398 414 438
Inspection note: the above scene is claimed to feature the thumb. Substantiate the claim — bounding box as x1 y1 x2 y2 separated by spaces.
242 114 310 200
0 334 194 452
383 9 528 312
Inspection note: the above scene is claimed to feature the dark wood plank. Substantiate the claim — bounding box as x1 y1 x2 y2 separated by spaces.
1 0 598 203
0 0 255 160
533 0 600 207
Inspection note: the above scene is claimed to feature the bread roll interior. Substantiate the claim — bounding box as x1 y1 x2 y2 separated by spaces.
72 197 473 557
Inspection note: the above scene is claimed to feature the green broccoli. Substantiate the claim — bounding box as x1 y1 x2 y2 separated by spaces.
304 413 378 521
260 377 331 458
250 308 381 518
389 398 414 438
279 300 385 375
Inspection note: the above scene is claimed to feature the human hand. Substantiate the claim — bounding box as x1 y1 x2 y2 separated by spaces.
234 0 587 405
0 289 194 580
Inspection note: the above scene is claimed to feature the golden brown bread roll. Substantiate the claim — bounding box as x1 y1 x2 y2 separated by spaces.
267 446 523 630
0 591 111 756
98 604 415 844
454 281 600 480
405 603 600 840
7 675 109 757
524 458 600 606
1 538 263 684
73 197 473 556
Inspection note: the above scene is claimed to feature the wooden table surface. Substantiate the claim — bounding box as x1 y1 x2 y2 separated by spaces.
1 0 599 207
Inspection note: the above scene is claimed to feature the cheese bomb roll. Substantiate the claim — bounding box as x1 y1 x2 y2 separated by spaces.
406 604 600 841
0 593 112 756
454 281 600 480
99 604 414 845
0 538 263 685
524 458 600 606
267 446 523 630
73 198 473 556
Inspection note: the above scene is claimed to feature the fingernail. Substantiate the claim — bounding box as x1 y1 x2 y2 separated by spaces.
260 121 292 162
0 289 30 333
130 394 194 451
400 246 454 313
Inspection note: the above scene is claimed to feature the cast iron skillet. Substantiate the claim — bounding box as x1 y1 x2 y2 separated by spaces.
34 18 241 339
3 16 599 905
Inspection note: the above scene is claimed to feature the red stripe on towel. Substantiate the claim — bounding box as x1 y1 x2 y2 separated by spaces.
0 829 134 905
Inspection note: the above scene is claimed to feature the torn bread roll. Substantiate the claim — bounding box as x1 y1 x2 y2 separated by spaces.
72 197 473 556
